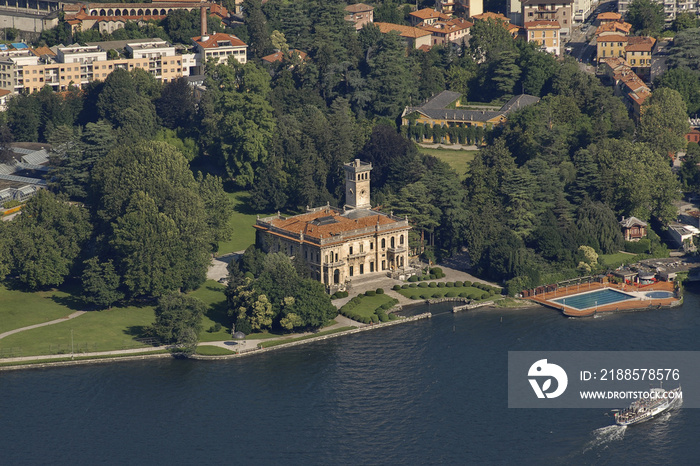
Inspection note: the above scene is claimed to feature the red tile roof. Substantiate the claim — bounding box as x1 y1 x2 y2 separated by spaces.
345 3 373 13
625 36 655 52
597 34 628 42
261 49 308 63
375 22 432 38
524 20 561 28
192 32 246 48
597 12 622 21
256 208 406 242
410 8 450 20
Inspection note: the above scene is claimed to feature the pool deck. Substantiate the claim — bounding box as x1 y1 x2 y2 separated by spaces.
526 281 678 317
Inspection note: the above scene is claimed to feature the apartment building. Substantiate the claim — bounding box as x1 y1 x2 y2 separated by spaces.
524 20 562 55
0 39 196 94
522 0 573 35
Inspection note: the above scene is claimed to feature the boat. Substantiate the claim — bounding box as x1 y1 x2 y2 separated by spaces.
614 386 682 426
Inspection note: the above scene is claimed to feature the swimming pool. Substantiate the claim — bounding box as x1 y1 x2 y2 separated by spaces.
552 288 636 310
646 291 674 299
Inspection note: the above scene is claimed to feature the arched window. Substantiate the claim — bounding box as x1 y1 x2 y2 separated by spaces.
130 9 136 15
381 238 385 249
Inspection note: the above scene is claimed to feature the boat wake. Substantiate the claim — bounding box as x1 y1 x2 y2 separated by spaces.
583 424 627 453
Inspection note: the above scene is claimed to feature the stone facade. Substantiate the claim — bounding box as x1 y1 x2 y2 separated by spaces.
254 160 412 293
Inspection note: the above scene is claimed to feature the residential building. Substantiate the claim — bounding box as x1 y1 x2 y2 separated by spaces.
473 11 511 23
624 36 655 79
436 0 457 15
261 49 308 65
618 72 652 120
191 32 247 72
374 22 433 49
522 0 573 36
344 3 374 30
596 34 629 63
418 17 472 46
401 91 540 140
410 8 449 26
597 11 622 23
573 0 592 22
254 159 412 293
686 128 700 144
596 20 632 35
0 39 196 94
619 216 647 241
524 20 561 55
507 0 524 25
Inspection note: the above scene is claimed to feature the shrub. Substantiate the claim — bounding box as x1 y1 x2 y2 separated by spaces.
430 267 443 275
393 285 402 291
468 293 478 299
408 275 419 282
446 291 457 298
429 282 437 288
370 314 379 324
420 294 430 299
432 292 441 298
365 290 376 297
244 271 254 279
207 323 223 333
402 284 409 289
376 288 384 294
462 281 471 287
481 291 489 300
454 281 463 287
419 282 428 288
380 302 393 310
438 282 446 288
429 274 436 279
376 310 389 322
389 313 398 320
411 294 421 300
446 282 454 287
459 292 469 298
410 283 417 288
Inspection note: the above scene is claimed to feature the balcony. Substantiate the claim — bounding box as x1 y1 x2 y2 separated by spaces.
347 251 368 259
324 260 346 267
387 246 407 254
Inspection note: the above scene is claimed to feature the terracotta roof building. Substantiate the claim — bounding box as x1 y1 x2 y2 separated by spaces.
418 17 472 46
344 3 374 30
409 8 450 26
524 20 561 55
192 32 247 68
374 22 433 48
254 159 412 292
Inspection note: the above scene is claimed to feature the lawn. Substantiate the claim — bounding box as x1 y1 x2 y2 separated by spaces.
0 305 156 357
417 147 478 178
0 284 86 334
217 191 274 255
195 345 235 356
188 280 232 342
343 293 396 318
599 252 638 269
396 285 495 300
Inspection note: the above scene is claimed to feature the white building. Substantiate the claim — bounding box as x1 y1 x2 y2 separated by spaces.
191 32 247 73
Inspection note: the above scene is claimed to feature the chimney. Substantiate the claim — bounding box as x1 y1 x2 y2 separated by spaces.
200 6 207 37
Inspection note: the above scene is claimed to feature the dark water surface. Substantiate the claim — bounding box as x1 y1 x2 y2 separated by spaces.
3 286 700 465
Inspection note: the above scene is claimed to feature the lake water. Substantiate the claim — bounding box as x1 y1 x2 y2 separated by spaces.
3 285 700 465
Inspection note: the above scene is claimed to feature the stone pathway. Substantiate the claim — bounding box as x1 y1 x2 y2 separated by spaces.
206 252 242 282
0 311 86 341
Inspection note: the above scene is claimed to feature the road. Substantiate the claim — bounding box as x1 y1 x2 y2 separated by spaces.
564 0 617 73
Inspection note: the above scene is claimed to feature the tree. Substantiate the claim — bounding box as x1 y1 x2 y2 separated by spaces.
654 67 700 116
366 32 416 118
199 62 275 186
96 69 158 140
468 19 515 63
152 293 206 353
81 257 123 309
627 0 664 35
93 141 213 297
638 87 690 156
491 50 521 97
9 190 92 289
243 0 271 58
0 124 13 163
666 29 700 73
6 94 40 142
672 11 697 31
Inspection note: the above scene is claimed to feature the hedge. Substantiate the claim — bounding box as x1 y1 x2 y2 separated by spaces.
429 282 437 288
446 282 454 287
438 282 446 288
463 281 471 287
459 292 469 298
402 284 409 289
420 294 430 299
365 290 376 297
408 275 419 282
430 267 443 275
393 285 402 291
376 288 384 294
454 281 463 287
410 283 417 288
432 292 441 298
446 291 457 297
370 314 379 324
419 282 428 288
